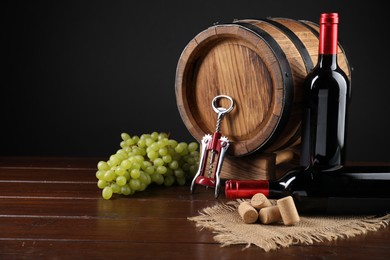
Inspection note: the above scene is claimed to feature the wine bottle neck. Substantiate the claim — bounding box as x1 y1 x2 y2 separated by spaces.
319 18 338 55
317 14 339 70
317 54 338 69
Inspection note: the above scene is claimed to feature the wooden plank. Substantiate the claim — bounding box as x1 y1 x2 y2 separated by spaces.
0 183 221 199
0 217 213 243
1 215 389 246
0 182 100 198
0 168 96 182
0 198 220 219
0 240 327 259
0 228 389 259
0 156 102 169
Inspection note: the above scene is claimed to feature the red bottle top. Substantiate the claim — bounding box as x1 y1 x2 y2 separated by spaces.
225 179 270 199
319 13 339 55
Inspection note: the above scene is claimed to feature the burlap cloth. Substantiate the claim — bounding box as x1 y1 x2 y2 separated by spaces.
188 199 390 252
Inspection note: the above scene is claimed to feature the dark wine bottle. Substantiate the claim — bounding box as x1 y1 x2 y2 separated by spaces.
225 166 390 214
300 13 351 168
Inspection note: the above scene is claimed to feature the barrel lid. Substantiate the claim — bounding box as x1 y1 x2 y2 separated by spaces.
175 23 292 156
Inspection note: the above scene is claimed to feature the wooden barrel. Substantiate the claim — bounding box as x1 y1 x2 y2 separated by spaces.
175 18 351 157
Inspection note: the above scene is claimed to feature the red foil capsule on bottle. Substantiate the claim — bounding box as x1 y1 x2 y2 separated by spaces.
225 179 270 199
319 13 339 55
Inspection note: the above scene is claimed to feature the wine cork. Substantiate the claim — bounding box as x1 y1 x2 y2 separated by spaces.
250 193 272 210
238 201 258 224
258 205 282 224
277 196 300 225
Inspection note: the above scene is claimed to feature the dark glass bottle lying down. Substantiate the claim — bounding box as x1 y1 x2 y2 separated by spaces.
225 166 390 215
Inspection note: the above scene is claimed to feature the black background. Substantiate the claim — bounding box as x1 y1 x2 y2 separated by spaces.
1 0 389 162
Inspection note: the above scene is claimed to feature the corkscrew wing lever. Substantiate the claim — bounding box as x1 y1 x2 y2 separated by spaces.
190 134 230 198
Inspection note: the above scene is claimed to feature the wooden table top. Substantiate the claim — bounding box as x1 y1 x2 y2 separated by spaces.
0 157 389 259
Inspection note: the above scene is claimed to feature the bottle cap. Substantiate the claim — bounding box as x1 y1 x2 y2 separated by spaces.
225 180 269 199
320 13 339 24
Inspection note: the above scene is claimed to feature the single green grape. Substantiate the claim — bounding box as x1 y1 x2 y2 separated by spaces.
137 139 146 148
145 138 154 147
111 183 121 193
134 155 144 163
126 138 135 146
174 168 185 178
140 134 151 140
150 142 160 152
97 161 110 171
115 166 126 176
115 151 127 161
158 147 168 156
139 171 151 185
151 173 164 185
103 170 116 182
156 165 167 174
109 155 120 166
121 184 131 195
129 179 141 191
132 135 140 143
164 175 175 187
120 141 127 148
169 160 179 170
116 176 127 186
168 139 178 148
158 132 169 140
131 162 141 170
147 150 158 160
96 170 105 180
188 142 199 152
150 131 159 140
97 179 107 189
145 165 155 175
130 169 141 179
141 161 152 170
120 159 132 170
162 154 172 163
158 138 169 147
174 144 184 153
102 187 113 200
121 132 131 141
153 158 164 167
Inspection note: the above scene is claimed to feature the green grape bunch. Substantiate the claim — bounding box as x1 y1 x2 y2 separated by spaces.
96 132 200 199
